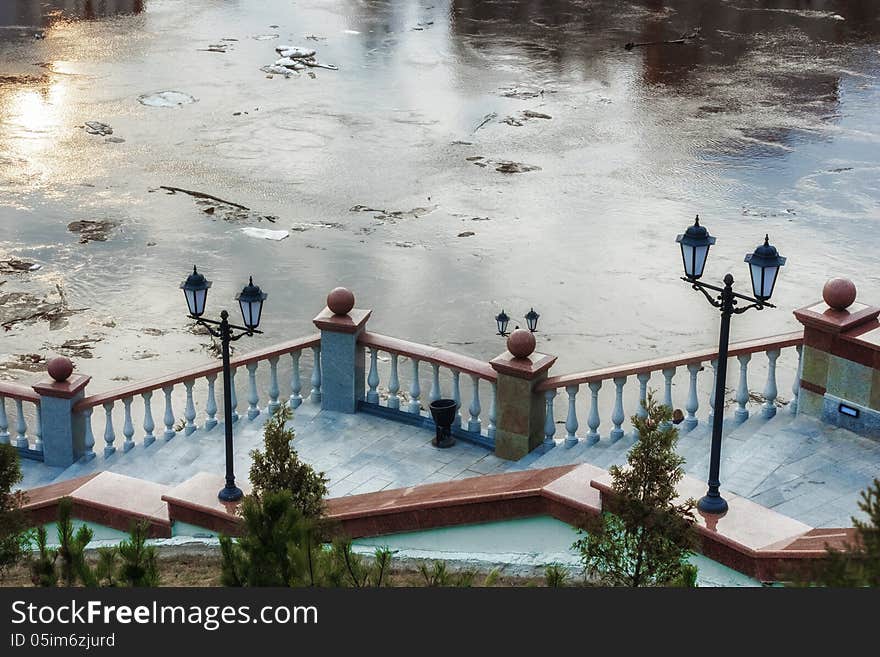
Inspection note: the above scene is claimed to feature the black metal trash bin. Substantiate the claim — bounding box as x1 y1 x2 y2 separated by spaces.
429 398 457 448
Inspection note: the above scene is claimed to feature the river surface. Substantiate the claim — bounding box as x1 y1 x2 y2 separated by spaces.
1 0 879 392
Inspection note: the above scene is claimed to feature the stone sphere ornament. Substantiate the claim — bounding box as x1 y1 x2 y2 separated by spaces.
507 328 536 359
327 287 355 315
823 278 857 311
47 356 74 382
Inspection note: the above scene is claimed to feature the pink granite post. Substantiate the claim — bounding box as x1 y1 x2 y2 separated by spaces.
793 278 880 436
489 329 557 460
32 357 92 466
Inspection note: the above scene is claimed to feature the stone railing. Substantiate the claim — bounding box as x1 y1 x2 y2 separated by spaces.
0 382 42 459
69 335 321 461
28 282 867 470
358 332 498 448
535 332 804 449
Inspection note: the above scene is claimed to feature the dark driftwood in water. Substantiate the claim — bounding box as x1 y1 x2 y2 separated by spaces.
624 38 686 50
159 186 250 211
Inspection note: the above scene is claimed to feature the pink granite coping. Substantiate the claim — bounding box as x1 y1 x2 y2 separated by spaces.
162 471 252 521
22 471 172 537
313 307 372 334
794 300 880 335
489 351 557 379
591 471 812 553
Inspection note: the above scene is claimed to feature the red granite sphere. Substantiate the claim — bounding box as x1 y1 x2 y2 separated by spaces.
47 356 74 382
327 287 355 315
823 278 857 311
507 328 536 359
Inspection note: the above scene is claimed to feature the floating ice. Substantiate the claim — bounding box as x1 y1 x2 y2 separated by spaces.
275 46 316 59
274 57 306 70
138 91 197 108
260 65 299 77
241 227 289 241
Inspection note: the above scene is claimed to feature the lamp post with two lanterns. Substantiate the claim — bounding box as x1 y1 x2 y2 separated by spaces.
495 308 540 337
676 216 786 514
180 267 268 502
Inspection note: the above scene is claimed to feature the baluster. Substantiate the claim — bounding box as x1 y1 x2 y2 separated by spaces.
33 403 42 453
14 399 28 449
735 354 751 423
661 367 676 429
468 375 481 433
634 372 650 439
610 377 626 442
790 344 803 415
488 382 497 441
586 381 601 445
310 346 322 403
564 385 579 447
707 359 718 426
763 349 780 419
366 348 380 404
102 401 116 457
543 389 557 450
0 396 7 445
163 385 176 441
684 363 700 432
230 367 239 423
205 374 218 431
451 370 462 427
81 407 95 462
387 353 401 410
290 351 302 408
142 391 156 447
408 359 421 414
184 380 197 435
246 362 260 420
429 363 441 405
122 397 135 452
267 356 281 414
289 351 303 409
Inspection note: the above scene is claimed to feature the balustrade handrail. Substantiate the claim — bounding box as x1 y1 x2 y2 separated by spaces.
536 331 803 392
0 382 40 403
73 334 321 412
359 332 497 382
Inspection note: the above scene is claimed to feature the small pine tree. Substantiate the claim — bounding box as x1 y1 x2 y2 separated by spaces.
55 497 95 587
0 443 28 578
574 394 697 587
321 538 394 588
116 521 159 587
249 403 328 519
544 563 569 588
28 526 58 587
220 490 313 587
807 478 880 586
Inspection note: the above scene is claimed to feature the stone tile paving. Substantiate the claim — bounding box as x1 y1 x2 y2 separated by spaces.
18 401 880 528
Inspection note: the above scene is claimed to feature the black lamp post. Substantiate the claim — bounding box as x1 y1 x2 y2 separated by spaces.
675 217 786 514
180 267 267 502
495 308 540 337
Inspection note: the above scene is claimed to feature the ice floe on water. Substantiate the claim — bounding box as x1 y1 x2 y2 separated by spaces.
137 91 197 107
241 227 289 240
261 44 338 78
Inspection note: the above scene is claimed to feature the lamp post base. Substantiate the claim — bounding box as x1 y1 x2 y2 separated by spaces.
218 485 244 502
697 493 728 515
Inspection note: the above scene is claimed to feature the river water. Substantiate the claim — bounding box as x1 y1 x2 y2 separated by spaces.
1 0 878 392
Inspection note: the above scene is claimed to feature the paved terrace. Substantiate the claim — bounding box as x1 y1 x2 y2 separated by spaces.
20 398 880 529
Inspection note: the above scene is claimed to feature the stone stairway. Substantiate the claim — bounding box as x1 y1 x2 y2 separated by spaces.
523 410 799 494
49 401 324 489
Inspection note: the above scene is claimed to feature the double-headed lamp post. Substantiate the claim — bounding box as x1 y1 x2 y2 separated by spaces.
180 266 268 502
495 308 540 337
676 216 786 514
